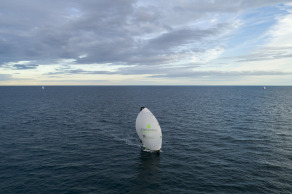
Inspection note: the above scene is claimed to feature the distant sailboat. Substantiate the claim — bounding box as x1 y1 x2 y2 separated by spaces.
136 107 162 153
42 86 45 90
263 86 266 90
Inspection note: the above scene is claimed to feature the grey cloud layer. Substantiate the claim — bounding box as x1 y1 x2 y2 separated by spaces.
0 74 11 81
236 46 292 62
149 70 292 78
1 0 290 75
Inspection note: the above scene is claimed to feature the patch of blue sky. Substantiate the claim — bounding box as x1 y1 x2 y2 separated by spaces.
222 4 288 58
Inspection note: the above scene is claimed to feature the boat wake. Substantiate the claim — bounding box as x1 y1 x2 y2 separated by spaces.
142 147 163 153
111 133 140 147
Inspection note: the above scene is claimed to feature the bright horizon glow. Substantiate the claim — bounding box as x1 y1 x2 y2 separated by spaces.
1 1 292 86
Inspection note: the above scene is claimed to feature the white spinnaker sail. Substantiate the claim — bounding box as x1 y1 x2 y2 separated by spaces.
136 107 162 151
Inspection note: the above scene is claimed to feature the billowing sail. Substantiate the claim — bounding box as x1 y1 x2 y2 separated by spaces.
136 107 162 151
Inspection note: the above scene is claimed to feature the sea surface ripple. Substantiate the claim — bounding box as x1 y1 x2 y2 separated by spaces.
0 86 291 193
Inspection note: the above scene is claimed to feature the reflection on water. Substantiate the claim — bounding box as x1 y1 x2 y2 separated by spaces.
134 151 161 192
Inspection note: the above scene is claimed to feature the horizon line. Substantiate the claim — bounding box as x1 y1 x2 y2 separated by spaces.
0 85 291 87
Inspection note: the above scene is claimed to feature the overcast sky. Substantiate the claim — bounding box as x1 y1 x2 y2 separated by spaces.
1 0 292 85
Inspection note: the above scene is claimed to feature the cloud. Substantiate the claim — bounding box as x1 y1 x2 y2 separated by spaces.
235 46 292 62
0 0 271 65
223 4 292 65
55 64 291 79
150 70 292 78
47 68 116 75
1 0 292 85
265 6 292 47
0 74 12 81
1 60 39 70
13 64 38 70
44 79 108 83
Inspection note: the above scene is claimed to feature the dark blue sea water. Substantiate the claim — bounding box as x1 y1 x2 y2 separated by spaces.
0 86 291 193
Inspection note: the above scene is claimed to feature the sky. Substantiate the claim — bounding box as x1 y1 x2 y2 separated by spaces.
1 0 292 85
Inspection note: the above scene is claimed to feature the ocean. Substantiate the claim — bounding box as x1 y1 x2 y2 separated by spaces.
0 86 291 193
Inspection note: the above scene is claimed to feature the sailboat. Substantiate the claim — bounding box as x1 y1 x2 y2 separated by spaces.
136 107 162 153
263 86 266 90
42 86 45 90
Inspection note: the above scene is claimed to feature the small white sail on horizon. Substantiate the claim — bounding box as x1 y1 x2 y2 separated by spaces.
42 86 45 90
136 107 162 152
